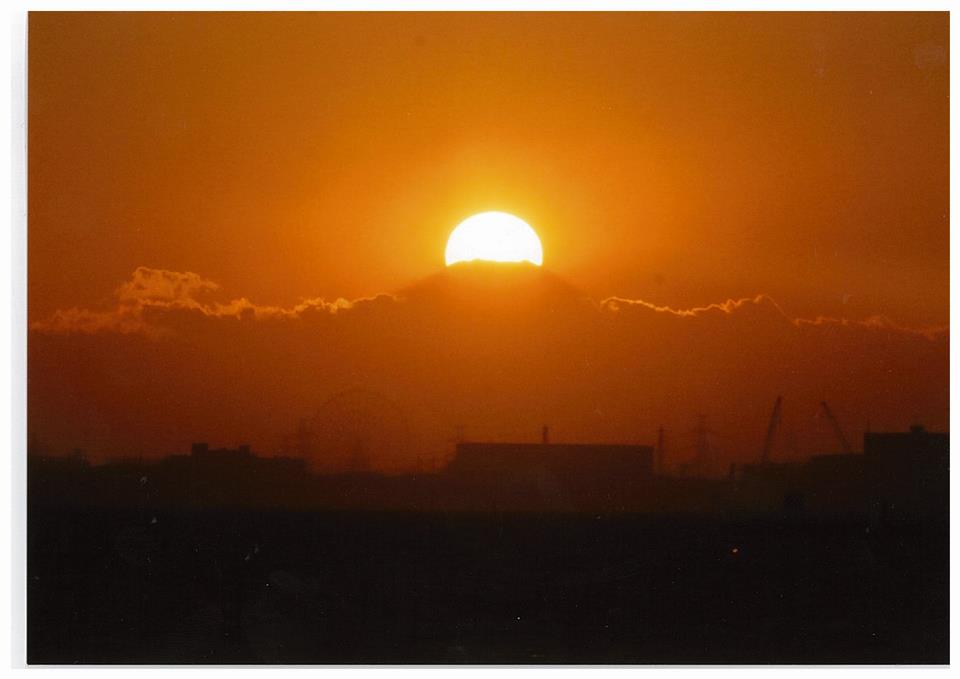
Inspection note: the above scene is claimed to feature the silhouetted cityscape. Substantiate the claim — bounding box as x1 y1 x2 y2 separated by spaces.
29 422 947 516
28 421 948 663
24 10 949 667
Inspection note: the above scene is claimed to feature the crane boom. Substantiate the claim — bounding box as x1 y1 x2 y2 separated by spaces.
760 395 782 465
820 401 852 454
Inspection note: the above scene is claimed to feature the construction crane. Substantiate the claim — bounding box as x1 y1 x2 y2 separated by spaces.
760 395 782 465
820 401 853 454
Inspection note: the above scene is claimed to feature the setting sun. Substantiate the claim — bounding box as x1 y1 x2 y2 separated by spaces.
444 212 544 267
24 12 949 666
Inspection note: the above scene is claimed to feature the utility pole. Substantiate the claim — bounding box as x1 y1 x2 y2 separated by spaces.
656 425 665 474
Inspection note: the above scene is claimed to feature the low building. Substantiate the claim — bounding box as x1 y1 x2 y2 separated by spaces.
735 426 948 519
863 425 948 520
190 442 254 460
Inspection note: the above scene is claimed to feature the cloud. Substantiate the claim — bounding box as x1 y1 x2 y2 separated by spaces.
35 269 943 339
602 293 947 340
600 294 788 318
28 266 948 472
794 313 947 340
116 267 220 304
31 267 386 336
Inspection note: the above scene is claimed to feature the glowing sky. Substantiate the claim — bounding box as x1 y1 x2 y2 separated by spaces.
29 12 948 326
27 13 949 466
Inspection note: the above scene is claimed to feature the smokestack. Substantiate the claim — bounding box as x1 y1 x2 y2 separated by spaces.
542 425 550 444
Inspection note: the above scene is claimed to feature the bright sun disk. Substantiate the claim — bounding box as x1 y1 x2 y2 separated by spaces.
445 212 543 267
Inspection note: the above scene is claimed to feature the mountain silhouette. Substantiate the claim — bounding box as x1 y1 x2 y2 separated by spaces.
399 261 592 318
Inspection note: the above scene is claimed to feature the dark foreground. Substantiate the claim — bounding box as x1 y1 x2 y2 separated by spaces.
29 507 947 664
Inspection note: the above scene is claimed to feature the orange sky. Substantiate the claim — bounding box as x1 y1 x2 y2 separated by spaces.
27 12 949 468
29 12 948 326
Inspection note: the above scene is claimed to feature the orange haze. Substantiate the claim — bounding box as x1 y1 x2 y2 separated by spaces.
27 13 948 469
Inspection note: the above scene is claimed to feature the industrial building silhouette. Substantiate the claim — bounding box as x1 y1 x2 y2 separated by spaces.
27 422 948 517
27 423 949 663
